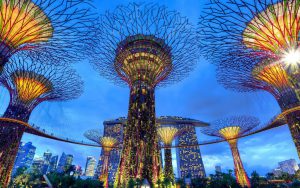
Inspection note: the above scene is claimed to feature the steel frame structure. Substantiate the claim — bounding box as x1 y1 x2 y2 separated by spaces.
89 3 197 186
198 0 300 158
201 116 260 188
0 57 83 186
84 130 118 188
157 126 179 183
0 0 95 69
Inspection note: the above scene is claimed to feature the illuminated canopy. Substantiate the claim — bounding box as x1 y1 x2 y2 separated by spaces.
243 0 300 54
157 126 178 145
0 0 53 51
12 71 52 103
115 35 172 87
252 61 291 90
99 137 118 153
219 126 241 140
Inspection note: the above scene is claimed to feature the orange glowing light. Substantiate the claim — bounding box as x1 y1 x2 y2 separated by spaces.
219 126 251 187
157 126 178 145
14 76 51 102
99 137 118 153
219 126 240 140
115 36 172 86
243 0 300 53
253 62 291 89
0 0 53 49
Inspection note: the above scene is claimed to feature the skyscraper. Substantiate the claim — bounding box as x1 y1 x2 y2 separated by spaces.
57 152 67 173
13 142 36 174
66 154 73 170
176 125 206 178
279 159 299 175
57 153 73 173
85 156 96 177
31 158 44 173
42 151 52 174
49 155 59 173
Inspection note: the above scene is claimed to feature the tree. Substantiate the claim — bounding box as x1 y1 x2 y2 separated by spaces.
266 173 275 180
162 177 172 188
279 172 293 183
251 171 260 188
191 177 208 188
209 170 242 188
294 170 300 181
13 167 28 178
127 178 135 188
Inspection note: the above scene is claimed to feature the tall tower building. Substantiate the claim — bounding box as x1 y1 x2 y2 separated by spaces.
57 152 67 173
175 125 206 178
13 142 36 174
57 153 73 173
42 151 52 174
66 154 73 169
85 156 96 177
49 155 59 173
31 158 44 173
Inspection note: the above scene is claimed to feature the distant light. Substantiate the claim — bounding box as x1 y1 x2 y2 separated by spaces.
281 48 300 71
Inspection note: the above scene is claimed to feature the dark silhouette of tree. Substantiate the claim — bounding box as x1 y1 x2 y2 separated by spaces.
251 171 260 188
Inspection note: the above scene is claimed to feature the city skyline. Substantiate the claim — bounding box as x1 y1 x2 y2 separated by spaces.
2 0 300 182
13 140 300 179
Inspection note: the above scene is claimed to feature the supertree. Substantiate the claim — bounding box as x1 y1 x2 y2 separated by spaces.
0 57 83 185
198 0 300 157
0 0 94 70
89 3 198 186
157 126 178 183
84 130 118 188
201 116 260 188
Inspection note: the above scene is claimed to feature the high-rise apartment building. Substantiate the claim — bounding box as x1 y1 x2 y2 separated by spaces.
175 124 206 178
85 156 97 177
13 142 36 174
42 151 52 174
31 158 44 173
49 155 59 173
57 153 73 173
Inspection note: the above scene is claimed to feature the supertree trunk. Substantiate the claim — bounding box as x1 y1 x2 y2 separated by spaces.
164 147 174 182
285 111 300 158
0 104 30 186
116 82 160 186
0 123 24 186
228 140 251 188
100 152 110 188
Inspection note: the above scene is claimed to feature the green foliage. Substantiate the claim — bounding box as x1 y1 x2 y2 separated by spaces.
163 177 172 187
294 170 300 180
209 170 242 188
47 173 103 188
250 171 260 188
127 178 135 188
13 167 28 178
12 172 103 188
191 177 208 188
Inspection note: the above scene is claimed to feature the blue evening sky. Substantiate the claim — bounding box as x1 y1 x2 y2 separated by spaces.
2 0 299 176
